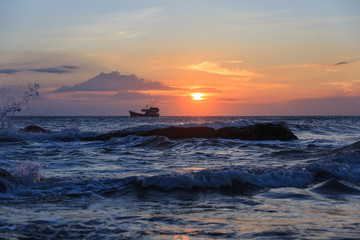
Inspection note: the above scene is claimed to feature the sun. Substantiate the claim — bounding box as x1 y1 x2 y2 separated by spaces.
191 93 204 100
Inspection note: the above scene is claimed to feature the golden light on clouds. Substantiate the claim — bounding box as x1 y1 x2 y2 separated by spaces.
184 61 262 78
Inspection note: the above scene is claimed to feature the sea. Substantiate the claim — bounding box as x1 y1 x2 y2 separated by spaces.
1 115 360 239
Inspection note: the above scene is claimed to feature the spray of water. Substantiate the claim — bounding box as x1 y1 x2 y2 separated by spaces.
15 160 41 185
0 83 41 129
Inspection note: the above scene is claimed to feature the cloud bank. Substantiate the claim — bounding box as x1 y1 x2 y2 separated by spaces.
54 71 180 92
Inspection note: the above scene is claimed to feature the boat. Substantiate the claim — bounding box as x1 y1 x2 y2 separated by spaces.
129 105 160 117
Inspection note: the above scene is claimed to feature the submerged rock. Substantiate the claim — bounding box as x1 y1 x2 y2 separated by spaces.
81 123 298 141
19 125 52 134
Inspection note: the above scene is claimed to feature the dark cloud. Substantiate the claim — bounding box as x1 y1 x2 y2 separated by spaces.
61 65 79 69
334 61 348 66
54 71 182 92
0 69 19 74
29 67 73 74
334 58 360 66
0 66 79 75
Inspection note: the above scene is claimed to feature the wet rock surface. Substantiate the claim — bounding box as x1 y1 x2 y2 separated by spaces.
215 123 298 141
81 123 298 141
19 125 52 134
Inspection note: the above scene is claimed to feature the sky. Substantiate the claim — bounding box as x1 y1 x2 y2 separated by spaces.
1 0 360 116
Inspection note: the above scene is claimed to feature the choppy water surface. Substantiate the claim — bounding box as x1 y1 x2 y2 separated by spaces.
1 116 360 239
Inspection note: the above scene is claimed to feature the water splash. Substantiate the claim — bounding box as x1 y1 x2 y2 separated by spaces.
15 160 41 185
0 83 41 129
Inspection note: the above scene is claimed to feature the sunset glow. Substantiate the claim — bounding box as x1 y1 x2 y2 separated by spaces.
191 93 204 101
0 1 359 116
1 2 360 237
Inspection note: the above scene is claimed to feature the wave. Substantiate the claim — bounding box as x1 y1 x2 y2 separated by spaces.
2 132 360 198
9 157 358 198
135 151 360 192
0 128 98 142
120 118 253 132
0 161 41 193
3 142 359 198
128 147 360 194
310 179 360 196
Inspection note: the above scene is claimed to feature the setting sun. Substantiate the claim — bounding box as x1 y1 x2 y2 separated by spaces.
191 93 204 100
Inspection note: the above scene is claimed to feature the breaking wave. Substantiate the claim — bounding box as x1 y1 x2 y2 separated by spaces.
4 140 359 198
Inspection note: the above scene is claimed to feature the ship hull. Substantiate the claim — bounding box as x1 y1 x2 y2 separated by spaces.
129 111 159 117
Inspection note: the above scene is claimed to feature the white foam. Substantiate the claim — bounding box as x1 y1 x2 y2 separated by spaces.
15 160 41 185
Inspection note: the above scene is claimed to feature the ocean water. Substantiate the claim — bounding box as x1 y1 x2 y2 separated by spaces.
1 116 360 239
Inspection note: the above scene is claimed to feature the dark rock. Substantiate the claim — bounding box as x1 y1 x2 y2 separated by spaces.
216 123 298 141
19 125 52 134
0 168 16 193
140 127 216 139
81 123 298 141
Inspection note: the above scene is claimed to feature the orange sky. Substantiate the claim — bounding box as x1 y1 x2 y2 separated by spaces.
1 0 360 115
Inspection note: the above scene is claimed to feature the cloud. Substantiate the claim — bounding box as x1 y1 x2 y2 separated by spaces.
212 97 244 102
225 60 243 64
29 66 79 74
61 7 163 44
54 71 181 93
190 87 221 93
333 58 359 66
323 80 360 96
275 58 360 70
183 61 262 77
0 69 19 74
0 65 79 74
325 69 341 72
61 65 79 69
334 61 348 66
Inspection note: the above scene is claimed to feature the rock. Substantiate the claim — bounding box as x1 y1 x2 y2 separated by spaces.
216 123 298 141
19 125 52 134
81 123 298 141
0 168 16 193
140 127 216 139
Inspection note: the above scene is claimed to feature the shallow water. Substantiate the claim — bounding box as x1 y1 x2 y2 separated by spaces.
1 116 360 239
